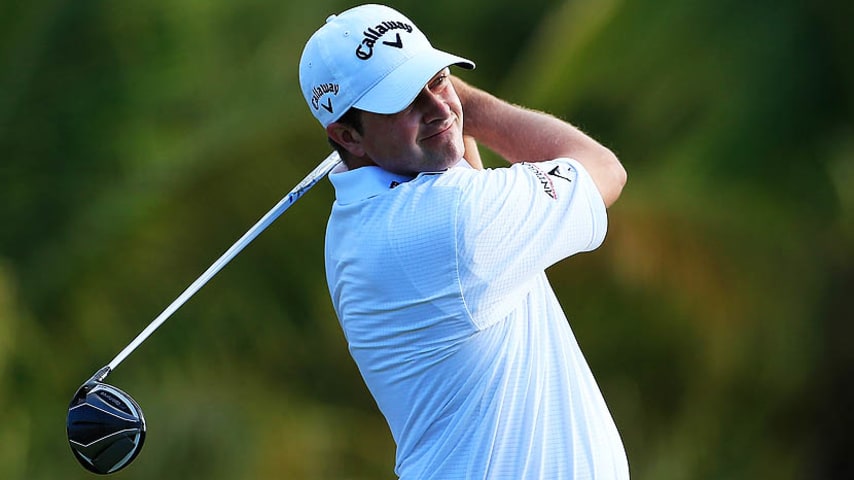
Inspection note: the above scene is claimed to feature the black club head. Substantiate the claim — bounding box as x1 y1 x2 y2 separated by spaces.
67 381 146 474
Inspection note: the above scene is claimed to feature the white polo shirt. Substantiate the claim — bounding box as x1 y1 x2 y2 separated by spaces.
325 158 628 480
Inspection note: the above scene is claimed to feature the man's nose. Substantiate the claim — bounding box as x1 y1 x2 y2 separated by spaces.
416 88 452 124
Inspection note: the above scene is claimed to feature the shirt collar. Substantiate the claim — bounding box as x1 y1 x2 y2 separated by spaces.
328 159 472 205
328 165 414 205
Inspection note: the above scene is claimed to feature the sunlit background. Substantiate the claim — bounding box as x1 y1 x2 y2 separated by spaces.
1 0 852 478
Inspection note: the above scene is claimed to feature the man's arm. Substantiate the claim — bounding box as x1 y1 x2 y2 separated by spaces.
462 134 484 170
452 76 627 207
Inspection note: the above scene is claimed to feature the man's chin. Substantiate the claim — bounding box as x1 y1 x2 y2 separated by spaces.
425 147 465 172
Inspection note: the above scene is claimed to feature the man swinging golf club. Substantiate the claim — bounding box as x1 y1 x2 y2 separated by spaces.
301 4 629 479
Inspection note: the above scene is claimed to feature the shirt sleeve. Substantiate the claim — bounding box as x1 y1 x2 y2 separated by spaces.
455 158 608 328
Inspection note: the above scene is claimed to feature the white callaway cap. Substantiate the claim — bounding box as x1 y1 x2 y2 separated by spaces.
299 4 475 128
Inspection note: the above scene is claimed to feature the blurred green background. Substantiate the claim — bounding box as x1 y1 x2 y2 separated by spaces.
1 0 852 478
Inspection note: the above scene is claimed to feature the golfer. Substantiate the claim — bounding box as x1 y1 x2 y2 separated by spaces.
300 4 628 479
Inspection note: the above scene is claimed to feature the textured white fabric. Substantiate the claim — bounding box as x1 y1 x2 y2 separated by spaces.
325 159 628 479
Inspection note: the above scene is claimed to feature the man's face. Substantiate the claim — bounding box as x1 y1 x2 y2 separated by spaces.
358 69 465 175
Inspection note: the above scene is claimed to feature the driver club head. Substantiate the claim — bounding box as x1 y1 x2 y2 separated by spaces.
67 380 146 474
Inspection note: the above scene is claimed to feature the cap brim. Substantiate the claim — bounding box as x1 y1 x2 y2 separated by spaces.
353 49 475 115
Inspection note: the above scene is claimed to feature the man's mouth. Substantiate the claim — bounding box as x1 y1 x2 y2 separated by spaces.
421 120 455 141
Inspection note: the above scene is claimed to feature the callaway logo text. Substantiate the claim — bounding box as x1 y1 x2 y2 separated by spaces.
356 20 413 60
311 83 339 113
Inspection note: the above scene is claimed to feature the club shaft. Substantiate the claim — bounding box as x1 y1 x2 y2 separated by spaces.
103 152 342 375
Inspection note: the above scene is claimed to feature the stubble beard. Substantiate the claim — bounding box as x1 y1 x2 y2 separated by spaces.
418 123 464 172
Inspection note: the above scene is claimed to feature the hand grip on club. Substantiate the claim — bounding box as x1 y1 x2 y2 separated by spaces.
101 152 342 378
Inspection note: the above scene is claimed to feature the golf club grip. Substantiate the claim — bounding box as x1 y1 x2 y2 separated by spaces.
105 152 342 373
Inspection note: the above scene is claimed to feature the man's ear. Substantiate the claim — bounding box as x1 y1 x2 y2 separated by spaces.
326 122 366 158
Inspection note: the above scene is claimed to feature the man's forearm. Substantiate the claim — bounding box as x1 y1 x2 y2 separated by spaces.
452 76 627 206
463 135 484 170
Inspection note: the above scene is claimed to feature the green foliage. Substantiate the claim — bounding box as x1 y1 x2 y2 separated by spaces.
1 0 851 478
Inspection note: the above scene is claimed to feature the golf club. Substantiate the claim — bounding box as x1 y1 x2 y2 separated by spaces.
67 151 342 474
